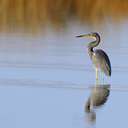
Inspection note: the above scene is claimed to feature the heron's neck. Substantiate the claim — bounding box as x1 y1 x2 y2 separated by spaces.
88 36 100 50
87 36 100 57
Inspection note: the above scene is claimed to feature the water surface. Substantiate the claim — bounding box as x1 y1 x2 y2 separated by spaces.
1 0 128 127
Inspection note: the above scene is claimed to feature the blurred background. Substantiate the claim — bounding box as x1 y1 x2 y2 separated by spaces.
0 0 128 128
0 0 128 33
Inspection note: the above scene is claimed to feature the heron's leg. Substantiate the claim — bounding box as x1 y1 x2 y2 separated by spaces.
101 73 104 86
96 70 98 81
94 70 98 89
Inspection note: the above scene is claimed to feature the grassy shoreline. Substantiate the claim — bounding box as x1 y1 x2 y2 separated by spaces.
0 0 127 32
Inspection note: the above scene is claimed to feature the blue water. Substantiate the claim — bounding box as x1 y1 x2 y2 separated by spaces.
0 23 128 128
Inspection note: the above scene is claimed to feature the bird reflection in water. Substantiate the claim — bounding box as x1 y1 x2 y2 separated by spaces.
85 84 110 123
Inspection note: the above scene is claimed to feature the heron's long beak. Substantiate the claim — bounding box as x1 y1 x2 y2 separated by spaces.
76 34 91 38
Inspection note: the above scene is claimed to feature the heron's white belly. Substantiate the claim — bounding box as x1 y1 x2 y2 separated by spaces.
92 62 103 72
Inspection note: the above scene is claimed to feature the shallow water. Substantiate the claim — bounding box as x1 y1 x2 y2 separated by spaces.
0 22 128 128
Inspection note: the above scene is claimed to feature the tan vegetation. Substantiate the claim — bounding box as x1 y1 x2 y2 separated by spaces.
0 0 128 32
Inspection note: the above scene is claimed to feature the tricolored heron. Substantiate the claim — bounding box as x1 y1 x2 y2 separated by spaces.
76 32 111 84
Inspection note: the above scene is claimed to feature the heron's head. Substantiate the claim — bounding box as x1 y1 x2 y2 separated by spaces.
76 32 100 40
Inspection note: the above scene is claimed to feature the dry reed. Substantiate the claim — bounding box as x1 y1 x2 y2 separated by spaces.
0 0 127 32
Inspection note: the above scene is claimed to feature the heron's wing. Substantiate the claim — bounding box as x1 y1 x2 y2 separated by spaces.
94 49 111 76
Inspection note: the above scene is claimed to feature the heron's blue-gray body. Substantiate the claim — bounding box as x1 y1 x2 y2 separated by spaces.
90 49 111 76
